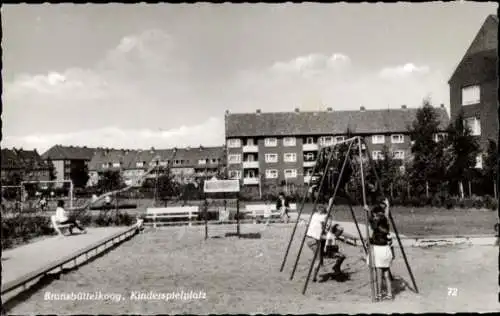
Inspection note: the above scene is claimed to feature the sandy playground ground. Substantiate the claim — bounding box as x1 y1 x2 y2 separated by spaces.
8 224 499 314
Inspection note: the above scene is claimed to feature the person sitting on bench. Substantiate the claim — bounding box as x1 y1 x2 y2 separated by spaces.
55 200 87 235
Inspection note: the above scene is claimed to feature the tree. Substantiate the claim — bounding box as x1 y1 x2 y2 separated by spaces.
46 158 57 181
443 111 480 196
97 170 124 193
407 100 446 196
70 164 90 188
482 139 498 196
156 168 181 205
369 145 401 198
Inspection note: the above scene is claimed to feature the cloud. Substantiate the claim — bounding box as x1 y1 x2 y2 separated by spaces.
229 54 448 113
379 63 430 79
3 28 206 140
270 53 350 78
1 117 224 153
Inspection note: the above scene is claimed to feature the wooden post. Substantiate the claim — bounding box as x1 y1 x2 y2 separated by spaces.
425 181 429 199
459 181 464 200
468 181 472 198
494 180 498 200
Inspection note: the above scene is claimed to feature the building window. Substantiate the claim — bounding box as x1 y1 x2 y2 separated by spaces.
319 136 334 146
159 161 168 167
464 117 481 136
391 134 404 144
372 151 383 160
265 169 278 179
246 170 257 178
284 169 297 178
475 155 483 169
284 153 297 163
227 139 241 148
304 153 315 161
372 135 385 144
393 151 405 160
246 138 255 146
102 163 109 169
229 170 242 179
334 136 345 144
462 85 480 106
136 161 144 168
211 158 218 164
228 154 242 164
265 153 278 163
283 137 296 147
433 133 447 142
198 159 207 165
245 154 257 162
305 169 314 176
265 138 278 147
305 137 315 144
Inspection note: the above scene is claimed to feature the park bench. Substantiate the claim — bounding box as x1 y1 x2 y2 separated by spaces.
145 206 199 227
245 203 297 224
50 215 73 236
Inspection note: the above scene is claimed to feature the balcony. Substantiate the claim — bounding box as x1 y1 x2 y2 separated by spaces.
303 161 316 168
243 177 259 185
242 145 259 153
243 161 259 169
303 143 319 151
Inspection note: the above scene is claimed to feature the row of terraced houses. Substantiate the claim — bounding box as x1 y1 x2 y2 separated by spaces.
2 15 497 190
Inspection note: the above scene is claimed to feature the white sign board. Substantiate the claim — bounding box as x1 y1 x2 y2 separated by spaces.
203 179 240 193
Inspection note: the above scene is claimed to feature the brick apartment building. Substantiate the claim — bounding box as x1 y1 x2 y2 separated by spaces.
449 14 498 159
87 146 225 187
225 107 449 188
41 145 97 186
1 148 50 184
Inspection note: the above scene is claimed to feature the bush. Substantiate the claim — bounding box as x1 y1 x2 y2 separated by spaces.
483 195 498 210
94 213 113 226
113 212 135 226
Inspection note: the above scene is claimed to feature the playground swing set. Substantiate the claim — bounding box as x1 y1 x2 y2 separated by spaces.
279 136 419 302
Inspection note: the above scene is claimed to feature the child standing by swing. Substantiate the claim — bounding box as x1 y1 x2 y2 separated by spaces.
365 198 394 301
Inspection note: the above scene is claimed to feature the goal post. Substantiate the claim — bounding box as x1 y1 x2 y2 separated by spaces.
21 180 74 209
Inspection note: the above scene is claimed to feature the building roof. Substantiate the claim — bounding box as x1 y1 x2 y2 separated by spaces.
88 146 225 171
1 149 23 169
225 107 450 138
15 149 48 170
1 148 49 170
41 145 97 161
449 14 498 83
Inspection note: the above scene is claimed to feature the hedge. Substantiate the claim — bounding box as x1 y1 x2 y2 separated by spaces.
1 212 136 250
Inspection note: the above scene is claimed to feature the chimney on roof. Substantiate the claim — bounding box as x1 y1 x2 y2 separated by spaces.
401 105 407 109
150 147 155 154
360 106 366 112
225 110 230 116
440 103 445 108
326 107 333 112
294 108 300 113
256 109 261 114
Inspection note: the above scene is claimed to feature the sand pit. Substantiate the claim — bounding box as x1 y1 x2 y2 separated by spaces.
8 224 499 314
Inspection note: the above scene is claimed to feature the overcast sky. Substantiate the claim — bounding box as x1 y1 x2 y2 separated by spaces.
2 3 497 152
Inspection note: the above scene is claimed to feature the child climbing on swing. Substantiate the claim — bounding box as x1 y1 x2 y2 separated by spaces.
365 198 394 301
306 201 347 282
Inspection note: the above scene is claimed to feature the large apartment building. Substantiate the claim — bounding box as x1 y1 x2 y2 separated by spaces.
449 14 498 154
225 106 449 188
41 145 97 185
87 146 225 187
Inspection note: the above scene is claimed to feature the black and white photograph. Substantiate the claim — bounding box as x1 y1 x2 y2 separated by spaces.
1 2 499 314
